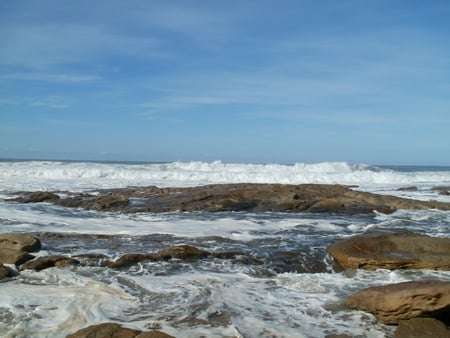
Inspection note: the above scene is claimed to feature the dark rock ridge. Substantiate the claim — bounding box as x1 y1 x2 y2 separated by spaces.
21 255 80 271
106 245 209 269
11 183 450 214
346 280 450 325
326 229 450 270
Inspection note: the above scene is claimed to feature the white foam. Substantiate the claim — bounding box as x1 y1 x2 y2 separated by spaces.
0 200 335 240
2 161 450 198
0 268 137 338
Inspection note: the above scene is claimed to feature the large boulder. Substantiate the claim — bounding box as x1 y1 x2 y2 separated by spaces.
395 318 450 338
346 280 450 324
65 322 174 338
326 229 450 270
0 248 34 265
0 233 40 265
0 233 41 252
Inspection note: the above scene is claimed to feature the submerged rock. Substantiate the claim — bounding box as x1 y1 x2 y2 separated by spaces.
346 280 450 324
65 322 174 338
12 191 60 203
106 253 161 269
397 186 418 191
21 255 80 271
326 229 450 270
107 245 210 269
11 183 450 214
157 245 209 260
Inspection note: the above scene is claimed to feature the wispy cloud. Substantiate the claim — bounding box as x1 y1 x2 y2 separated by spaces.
45 119 97 127
2 72 101 83
30 96 69 109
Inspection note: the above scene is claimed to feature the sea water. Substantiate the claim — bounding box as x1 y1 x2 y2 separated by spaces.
1 160 450 338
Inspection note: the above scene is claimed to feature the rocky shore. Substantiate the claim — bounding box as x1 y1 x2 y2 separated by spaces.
3 184 450 337
10 183 450 214
2 227 449 337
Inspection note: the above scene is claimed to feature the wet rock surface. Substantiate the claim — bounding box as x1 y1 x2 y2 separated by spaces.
65 322 174 338
346 280 450 324
0 233 40 265
10 183 450 214
0 233 41 252
326 229 450 270
0 264 17 279
395 318 450 338
21 255 80 271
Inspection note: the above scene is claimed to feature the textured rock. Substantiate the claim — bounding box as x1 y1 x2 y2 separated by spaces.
0 264 17 279
326 229 450 270
65 322 174 338
21 255 80 271
107 245 210 268
395 318 450 338
12 191 60 203
107 253 161 269
346 280 450 324
157 245 209 260
135 332 175 338
0 233 41 252
12 183 450 214
0 248 34 265
66 323 140 338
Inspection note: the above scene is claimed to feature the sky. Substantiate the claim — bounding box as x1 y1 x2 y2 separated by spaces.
1 0 449 165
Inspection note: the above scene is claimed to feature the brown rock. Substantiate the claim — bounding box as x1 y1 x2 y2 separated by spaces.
107 253 161 268
395 318 450 338
157 245 209 260
83 193 129 211
65 322 175 338
16 183 450 214
66 323 140 338
135 332 175 338
326 229 450 270
21 255 80 271
0 248 34 265
13 191 60 203
346 280 450 324
0 264 17 279
0 233 41 252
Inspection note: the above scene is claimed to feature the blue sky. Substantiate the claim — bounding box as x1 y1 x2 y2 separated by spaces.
1 0 449 165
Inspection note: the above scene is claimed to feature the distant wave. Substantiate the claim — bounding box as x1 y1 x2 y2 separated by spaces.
1 160 450 193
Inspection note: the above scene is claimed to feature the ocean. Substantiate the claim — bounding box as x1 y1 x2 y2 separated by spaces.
1 160 450 337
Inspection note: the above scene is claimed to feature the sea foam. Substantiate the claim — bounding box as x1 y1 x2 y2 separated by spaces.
1 160 449 194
